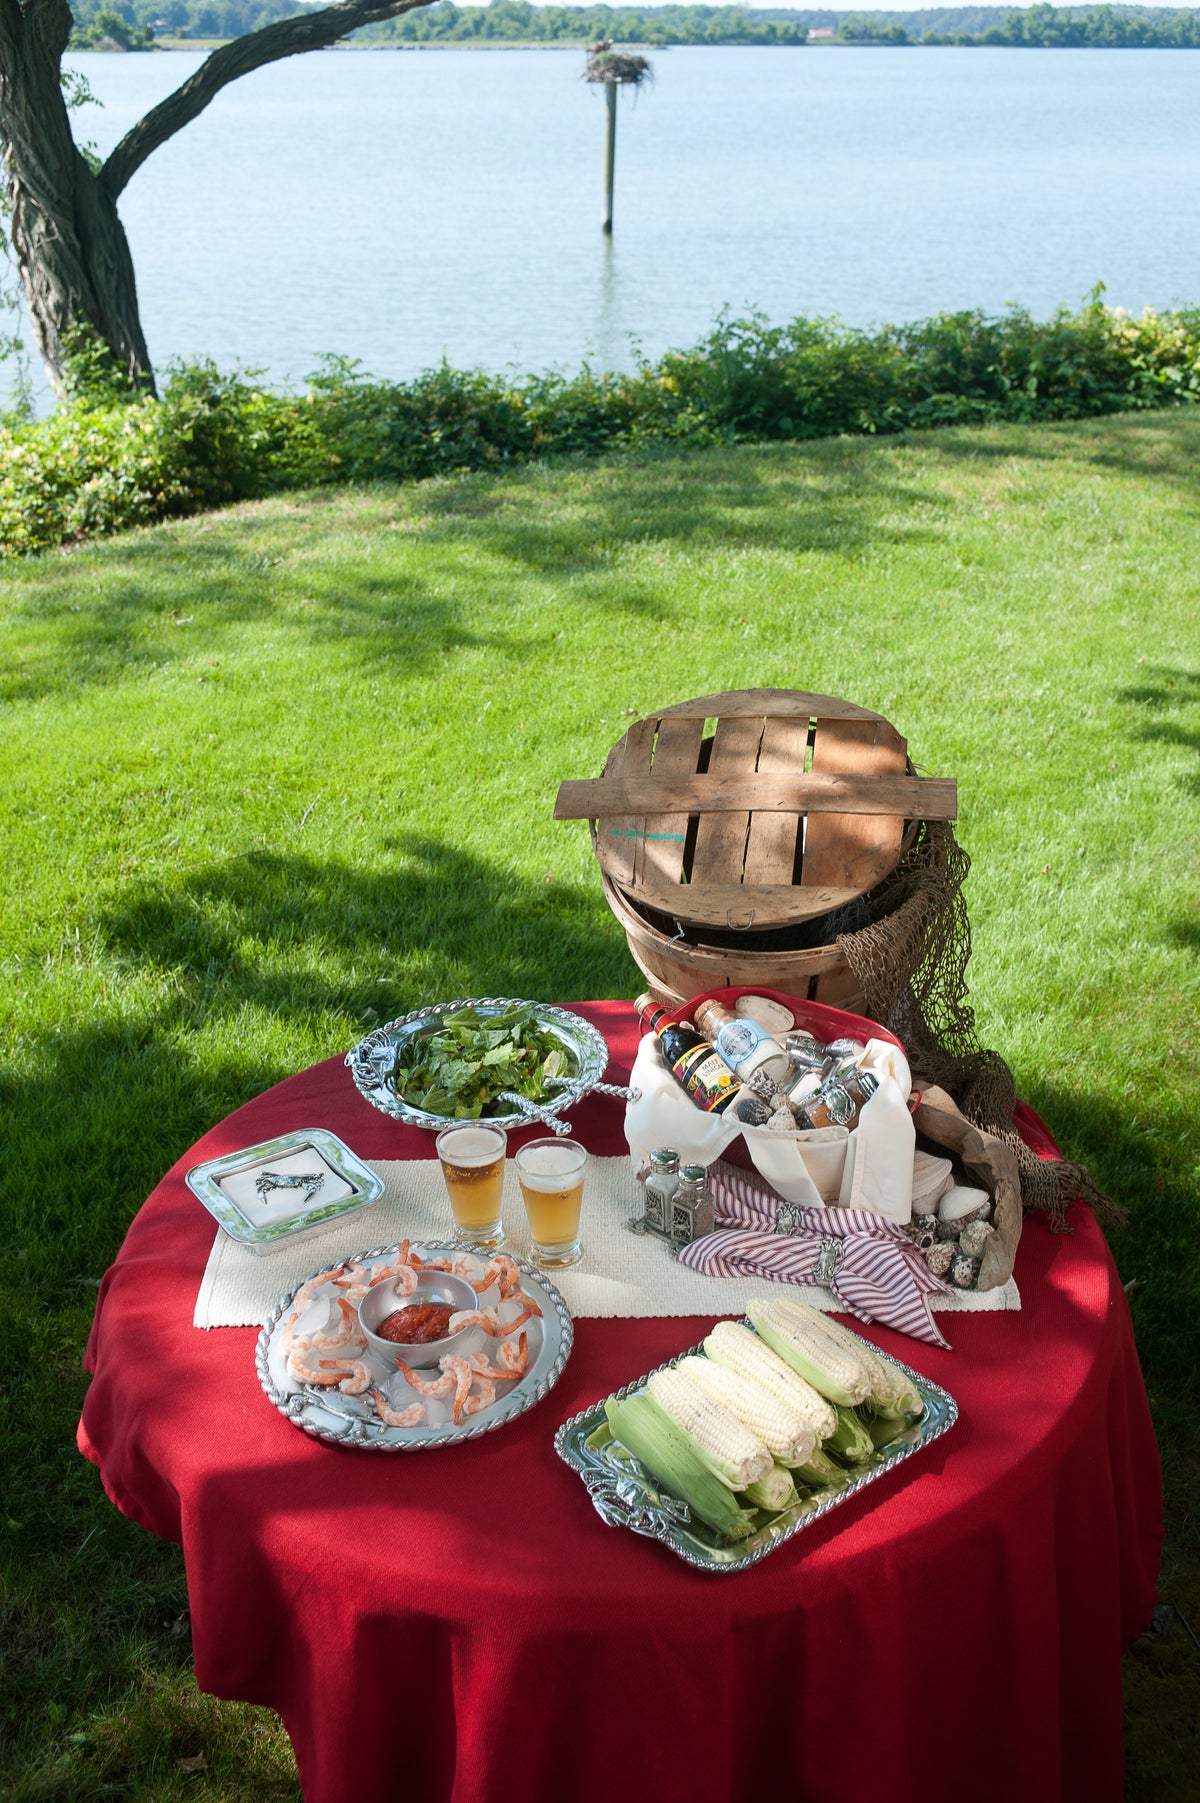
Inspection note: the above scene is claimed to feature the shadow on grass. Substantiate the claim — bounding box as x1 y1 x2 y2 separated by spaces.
920 409 1200 500
0 439 944 704
1 836 635 1800
1113 664 1200 798
1015 1074 1200 1438
5 837 633 1273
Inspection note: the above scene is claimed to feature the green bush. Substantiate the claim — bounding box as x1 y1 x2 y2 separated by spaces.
3 295 1199 558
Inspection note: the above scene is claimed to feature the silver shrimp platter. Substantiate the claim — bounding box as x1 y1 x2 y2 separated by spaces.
555 1336 957 1574
257 1240 574 1451
344 996 613 1133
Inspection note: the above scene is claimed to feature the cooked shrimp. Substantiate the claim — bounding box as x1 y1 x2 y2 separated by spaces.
318 1358 372 1396
482 1255 542 1315
308 1297 366 1351
367 1243 416 1291
370 1388 425 1428
495 1331 529 1379
438 1354 476 1424
466 1349 510 1382
288 1349 352 1387
393 1360 456 1400
291 1265 341 1317
462 1377 496 1418
448 1305 539 1339
334 1260 372 1290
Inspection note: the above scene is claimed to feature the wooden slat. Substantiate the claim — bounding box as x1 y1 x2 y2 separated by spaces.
632 713 707 889
689 715 764 892
593 716 658 891
743 713 808 884
555 771 956 821
658 689 885 723
800 718 909 892
627 879 864 929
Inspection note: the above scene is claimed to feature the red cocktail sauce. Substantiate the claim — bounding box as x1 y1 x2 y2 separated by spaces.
377 1304 457 1345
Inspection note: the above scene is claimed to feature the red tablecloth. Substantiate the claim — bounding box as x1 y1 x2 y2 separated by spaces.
78 1001 1161 1803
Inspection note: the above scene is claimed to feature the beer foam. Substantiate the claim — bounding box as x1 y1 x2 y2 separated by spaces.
436 1126 505 1166
517 1144 586 1192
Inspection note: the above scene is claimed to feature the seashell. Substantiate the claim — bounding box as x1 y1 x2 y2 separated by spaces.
734 995 795 1035
949 1253 981 1290
911 1152 955 1215
958 1220 995 1261
938 1184 991 1223
904 1221 938 1252
924 1241 955 1277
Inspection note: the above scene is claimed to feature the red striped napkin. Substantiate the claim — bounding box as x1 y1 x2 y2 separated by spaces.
678 1161 954 1350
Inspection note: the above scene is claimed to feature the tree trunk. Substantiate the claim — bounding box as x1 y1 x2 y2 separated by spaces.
1 0 434 402
1 0 155 394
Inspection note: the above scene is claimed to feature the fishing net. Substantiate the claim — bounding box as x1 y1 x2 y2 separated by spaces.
835 819 1121 1229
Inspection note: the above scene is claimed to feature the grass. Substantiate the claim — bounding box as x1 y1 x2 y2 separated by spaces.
2 412 1198 1797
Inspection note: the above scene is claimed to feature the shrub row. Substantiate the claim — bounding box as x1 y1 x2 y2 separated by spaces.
2 294 1199 558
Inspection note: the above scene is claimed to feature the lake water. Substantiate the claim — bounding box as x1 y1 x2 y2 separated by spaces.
29 46 1200 394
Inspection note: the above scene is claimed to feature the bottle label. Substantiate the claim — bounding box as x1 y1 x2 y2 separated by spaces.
671 1045 740 1111
715 1020 769 1066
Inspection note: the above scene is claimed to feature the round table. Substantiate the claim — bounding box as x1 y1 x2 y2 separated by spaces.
77 1001 1162 1803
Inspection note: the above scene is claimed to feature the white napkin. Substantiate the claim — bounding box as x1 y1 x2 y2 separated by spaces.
837 1076 915 1224
858 1037 912 1100
624 1034 850 1207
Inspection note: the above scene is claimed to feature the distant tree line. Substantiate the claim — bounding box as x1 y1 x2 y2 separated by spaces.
64 0 1200 48
68 0 307 45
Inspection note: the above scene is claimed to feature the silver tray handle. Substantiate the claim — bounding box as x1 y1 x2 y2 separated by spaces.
584 1471 693 1539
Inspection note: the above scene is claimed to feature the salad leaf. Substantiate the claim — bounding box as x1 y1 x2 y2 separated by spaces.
391 1005 578 1118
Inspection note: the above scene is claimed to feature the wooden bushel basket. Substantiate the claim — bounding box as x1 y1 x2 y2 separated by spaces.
556 689 957 1013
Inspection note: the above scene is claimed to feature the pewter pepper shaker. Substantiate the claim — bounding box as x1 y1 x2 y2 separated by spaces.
670 1164 715 1244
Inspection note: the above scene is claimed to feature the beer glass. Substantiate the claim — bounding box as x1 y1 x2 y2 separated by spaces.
514 1137 588 1268
435 1124 507 1249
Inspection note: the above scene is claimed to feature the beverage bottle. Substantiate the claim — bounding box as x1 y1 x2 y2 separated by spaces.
692 998 792 1083
634 995 741 1113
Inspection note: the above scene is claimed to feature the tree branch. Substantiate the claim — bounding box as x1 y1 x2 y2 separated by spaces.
99 0 435 200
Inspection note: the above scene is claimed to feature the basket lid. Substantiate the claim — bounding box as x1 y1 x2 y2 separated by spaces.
554 689 956 931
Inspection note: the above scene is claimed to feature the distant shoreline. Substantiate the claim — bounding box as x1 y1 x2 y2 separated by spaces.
89 37 1200 53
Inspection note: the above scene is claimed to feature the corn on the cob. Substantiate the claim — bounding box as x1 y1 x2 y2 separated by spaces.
704 1320 838 1443
675 1355 816 1468
827 1403 875 1464
766 1296 923 1421
604 1391 756 1541
746 1297 873 1408
647 1367 773 1489
741 1462 799 1512
794 1445 840 1487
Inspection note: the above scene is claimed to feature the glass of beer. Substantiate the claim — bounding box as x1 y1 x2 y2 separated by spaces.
514 1137 588 1268
435 1124 507 1249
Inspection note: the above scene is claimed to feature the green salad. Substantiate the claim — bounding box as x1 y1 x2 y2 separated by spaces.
391 1003 573 1119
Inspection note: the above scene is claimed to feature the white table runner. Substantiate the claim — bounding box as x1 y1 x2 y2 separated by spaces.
195 1155 1020 1329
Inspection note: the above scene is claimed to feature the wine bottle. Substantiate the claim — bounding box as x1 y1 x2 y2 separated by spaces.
634 994 741 1113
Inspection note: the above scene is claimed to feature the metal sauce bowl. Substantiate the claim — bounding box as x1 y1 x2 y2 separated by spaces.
358 1270 479 1370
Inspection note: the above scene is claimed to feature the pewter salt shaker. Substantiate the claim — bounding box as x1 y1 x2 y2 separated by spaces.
670 1164 715 1244
640 1147 680 1235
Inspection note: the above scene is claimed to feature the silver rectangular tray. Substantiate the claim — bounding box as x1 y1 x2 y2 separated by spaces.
555 1335 957 1573
185 1126 384 1251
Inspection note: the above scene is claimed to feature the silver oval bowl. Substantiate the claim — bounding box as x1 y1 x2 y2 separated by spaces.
344 997 610 1132
358 1270 478 1369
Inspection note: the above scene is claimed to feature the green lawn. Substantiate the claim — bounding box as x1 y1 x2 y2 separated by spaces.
2 414 1197 1797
